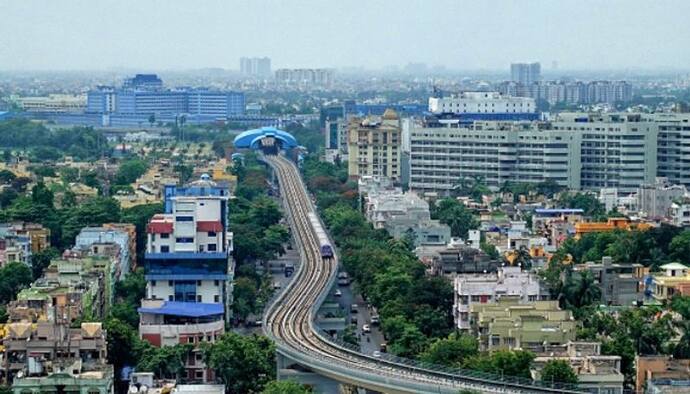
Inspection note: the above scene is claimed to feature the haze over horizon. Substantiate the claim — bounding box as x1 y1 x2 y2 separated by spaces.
2 0 690 72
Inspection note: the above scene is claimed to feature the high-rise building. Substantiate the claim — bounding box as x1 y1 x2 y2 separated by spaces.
347 109 401 181
274 68 335 87
511 62 541 85
239 57 271 77
408 118 582 195
86 74 245 118
408 112 690 197
139 174 233 383
497 80 633 105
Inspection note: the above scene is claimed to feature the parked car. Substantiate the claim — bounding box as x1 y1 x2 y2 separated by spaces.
334 289 342 297
362 324 371 333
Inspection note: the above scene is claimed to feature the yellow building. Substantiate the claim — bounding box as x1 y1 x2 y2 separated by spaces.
650 263 690 302
211 159 238 193
575 217 653 238
347 109 401 181
470 298 577 352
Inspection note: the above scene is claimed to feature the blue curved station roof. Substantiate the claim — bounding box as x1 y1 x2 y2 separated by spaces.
233 126 298 149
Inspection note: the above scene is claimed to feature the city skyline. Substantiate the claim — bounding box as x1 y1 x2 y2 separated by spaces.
2 0 690 72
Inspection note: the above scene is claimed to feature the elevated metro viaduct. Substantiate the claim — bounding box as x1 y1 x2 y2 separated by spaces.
232 129 579 393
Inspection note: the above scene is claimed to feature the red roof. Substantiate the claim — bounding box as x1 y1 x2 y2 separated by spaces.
197 221 223 232
147 222 173 234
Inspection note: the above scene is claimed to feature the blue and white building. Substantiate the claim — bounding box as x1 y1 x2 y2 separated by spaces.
138 174 233 383
82 74 246 126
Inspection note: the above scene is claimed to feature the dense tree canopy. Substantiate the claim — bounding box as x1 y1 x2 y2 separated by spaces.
0 262 33 304
202 333 276 393
539 359 578 384
430 198 479 239
0 119 108 160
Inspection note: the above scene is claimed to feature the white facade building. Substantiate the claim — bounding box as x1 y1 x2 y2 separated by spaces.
409 119 582 195
453 266 543 330
364 190 451 246
428 92 535 115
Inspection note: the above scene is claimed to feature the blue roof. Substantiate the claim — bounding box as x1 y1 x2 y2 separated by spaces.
138 301 224 317
233 126 298 149
534 208 585 214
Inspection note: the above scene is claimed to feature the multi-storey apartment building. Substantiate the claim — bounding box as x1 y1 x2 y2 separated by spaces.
409 118 582 195
531 342 624 394
408 112 690 196
139 174 233 383
4 322 112 393
470 299 577 352
553 113 657 191
428 92 536 119
347 109 402 181
453 266 544 330
239 57 271 77
511 62 541 85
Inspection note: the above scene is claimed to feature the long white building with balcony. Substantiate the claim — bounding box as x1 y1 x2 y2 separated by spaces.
408 112 690 196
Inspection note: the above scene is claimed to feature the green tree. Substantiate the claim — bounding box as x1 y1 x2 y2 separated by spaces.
669 230 690 264
431 199 479 239
261 380 312 394
137 343 192 380
203 333 276 393
0 262 33 304
513 245 533 270
29 247 59 280
0 305 8 323
671 296 690 358
114 159 148 185
104 318 142 373
464 350 535 379
539 359 578 385
420 332 478 367
561 270 601 310
557 192 605 218
0 169 16 184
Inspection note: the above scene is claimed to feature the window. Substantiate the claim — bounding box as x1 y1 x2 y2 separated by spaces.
168 295 174 301
208 231 216 237
160 233 170 239
471 295 480 302
187 337 194 344
195 371 204 379
176 237 194 243
197 295 202 302
176 216 194 222
214 295 220 302
207 243 217 252
151 280 156 287
214 280 219 286
169 280 174 287
160 245 170 253
197 280 202 286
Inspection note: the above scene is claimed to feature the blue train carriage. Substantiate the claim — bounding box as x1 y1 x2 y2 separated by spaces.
307 212 334 258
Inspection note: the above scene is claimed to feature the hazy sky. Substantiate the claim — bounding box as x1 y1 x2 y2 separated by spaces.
2 0 689 71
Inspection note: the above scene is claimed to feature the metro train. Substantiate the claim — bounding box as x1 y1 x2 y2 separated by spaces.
307 212 334 258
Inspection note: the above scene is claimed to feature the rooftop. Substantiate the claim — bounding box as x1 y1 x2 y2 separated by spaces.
138 301 224 318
